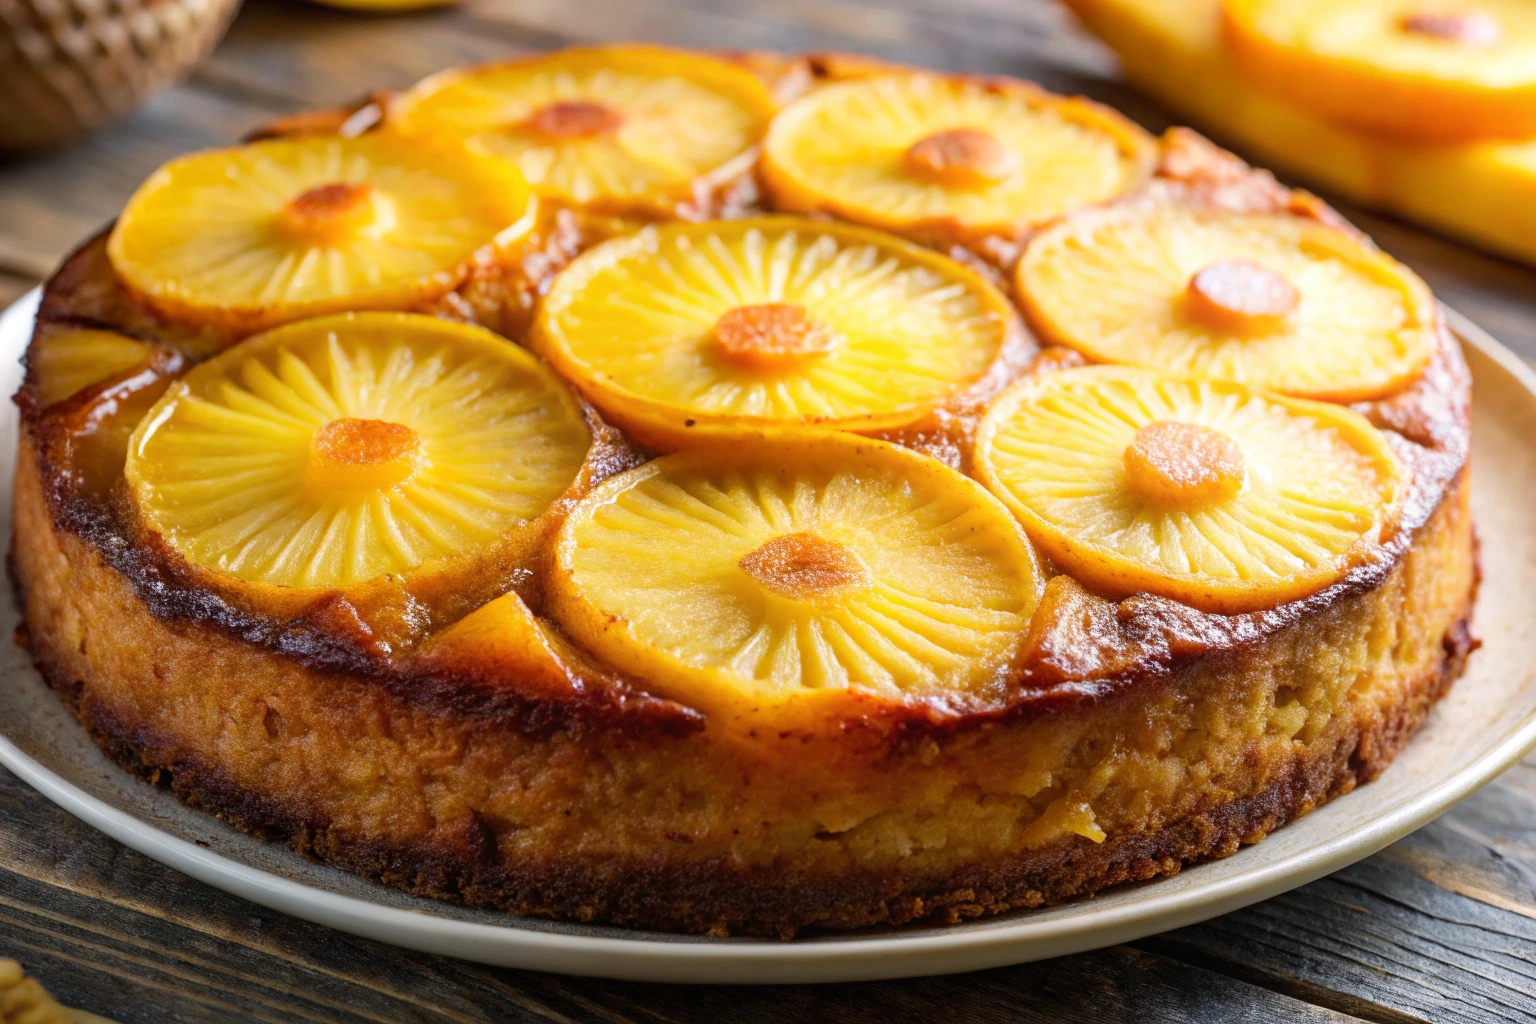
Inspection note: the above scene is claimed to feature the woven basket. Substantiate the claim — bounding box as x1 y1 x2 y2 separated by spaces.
0 0 242 152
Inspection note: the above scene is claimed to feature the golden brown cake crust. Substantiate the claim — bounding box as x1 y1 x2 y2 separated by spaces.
10 67 1478 936
13 441 1477 935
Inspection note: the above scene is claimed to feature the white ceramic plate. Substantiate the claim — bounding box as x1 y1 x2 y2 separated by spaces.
2 289 1534 984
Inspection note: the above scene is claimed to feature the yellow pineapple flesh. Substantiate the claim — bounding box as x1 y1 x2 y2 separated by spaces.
125 312 590 590
532 217 1019 449
760 73 1154 242
548 431 1043 715
974 366 1404 614
107 134 534 334
28 324 154 408
389 45 776 215
411 591 578 699
1221 0 1536 142
1017 204 1437 402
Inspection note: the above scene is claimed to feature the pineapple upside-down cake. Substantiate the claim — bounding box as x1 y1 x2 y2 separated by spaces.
11 44 1476 937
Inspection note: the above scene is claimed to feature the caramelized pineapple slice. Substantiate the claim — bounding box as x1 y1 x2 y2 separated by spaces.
549 431 1043 715
1017 204 1437 402
27 324 154 408
974 366 1404 614
389 45 776 216
411 591 578 699
532 217 1020 449
760 73 1154 245
1222 0 1536 143
125 312 590 589
107 134 534 334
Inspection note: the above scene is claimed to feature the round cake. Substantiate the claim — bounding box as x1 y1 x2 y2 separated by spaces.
10 46 1476 938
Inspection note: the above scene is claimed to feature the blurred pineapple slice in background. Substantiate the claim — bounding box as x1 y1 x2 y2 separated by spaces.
1222 0 1536 143
549 431 1043 715
126 312 590 589
0 959 74 1024
532 217 1020 449
389 45 776 216
107 134 534 334
760 72 1154 246
1017 204 1437 402
27 325 154 408
974 366 1404 614
1060 0 1536 267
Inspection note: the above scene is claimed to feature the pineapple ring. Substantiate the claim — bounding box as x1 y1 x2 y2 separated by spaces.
1221 0 1536 143
27 325 155 408
531 217 1021 449
125 312 591 590
974 366 1405 615
107 134 535 334
759 73 1155 243
549 431 1044 714
389 44 776 215
1017 204 1437 402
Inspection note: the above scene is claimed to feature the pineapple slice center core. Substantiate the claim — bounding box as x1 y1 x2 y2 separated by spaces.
904 128 1017 188
526 101 625 141
1184 259 1300 334
1123 421 1246 508
712 303 839 370
1399 10 1502 45
737 532 871 601
279 183 381 243
308 417 422 493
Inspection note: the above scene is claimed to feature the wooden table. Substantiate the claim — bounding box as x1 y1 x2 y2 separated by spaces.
1 1 1534 1020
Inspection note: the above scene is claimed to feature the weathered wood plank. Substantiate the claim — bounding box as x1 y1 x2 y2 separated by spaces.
0 271 37 310
555 945 1367 1024
194 0 551 110
1141 755 1536 1024
0 767 1360 1024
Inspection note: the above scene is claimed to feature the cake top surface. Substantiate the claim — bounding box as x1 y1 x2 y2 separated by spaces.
19 47 1471 735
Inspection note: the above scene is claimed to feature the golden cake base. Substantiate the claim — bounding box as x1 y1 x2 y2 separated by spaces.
13 427 1476 936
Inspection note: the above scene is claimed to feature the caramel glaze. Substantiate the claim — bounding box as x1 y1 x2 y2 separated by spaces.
16 125 1470 744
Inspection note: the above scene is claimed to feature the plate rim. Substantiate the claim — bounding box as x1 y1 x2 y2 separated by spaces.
2 288 1533 984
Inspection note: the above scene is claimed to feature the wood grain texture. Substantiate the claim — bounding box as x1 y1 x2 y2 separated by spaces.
0 0 1534 1020
1142 757 1536 1024
0 273 37 310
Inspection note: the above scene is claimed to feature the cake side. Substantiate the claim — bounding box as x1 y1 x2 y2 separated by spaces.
13 424 1475 934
